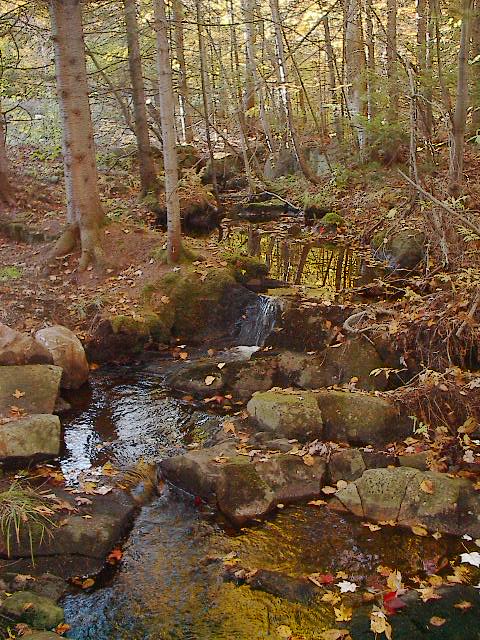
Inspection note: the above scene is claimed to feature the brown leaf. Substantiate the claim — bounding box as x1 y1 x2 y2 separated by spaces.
420 479 434 494
429 616 446 627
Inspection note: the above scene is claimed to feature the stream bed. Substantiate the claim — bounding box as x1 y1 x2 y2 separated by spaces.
60 365 473 640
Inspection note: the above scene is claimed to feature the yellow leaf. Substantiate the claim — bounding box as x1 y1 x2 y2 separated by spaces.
411 524 428 536
322 486 337 495
321 630 351 640
321 591 341 605
276 625 292 638
334 603 353 622
362 522 381 532
12 389 25 399
303 454 315 466
308 499 327 506
370 607 392 639
454 600 472 610
160 295 170 304
420 479 434 494
429 616 446 627
223 421 236 434
386 570 403 592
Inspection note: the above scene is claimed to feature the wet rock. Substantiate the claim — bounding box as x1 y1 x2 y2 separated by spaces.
216 462 275 525
0 414 61 463
223 357 278 401
329 448 366 483
0 365 62 417
247 390 323 441
35 325 89 389
165 359 225 398
23 573 66 602
203 152 243 188
1 489 137 579
333 467 480 537
315 390 410 446
159 442 238 498
398 451 430 471
0 323 52 366
373 228 425 270
247 569 319 603
17 634 60 640
398 471 480 536
256 455 327 504
1 591 64 630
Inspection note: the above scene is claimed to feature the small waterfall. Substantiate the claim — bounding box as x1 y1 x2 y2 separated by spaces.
236 295 281 347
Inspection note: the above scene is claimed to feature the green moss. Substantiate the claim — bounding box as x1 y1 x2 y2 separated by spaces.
247 198 285 210
372 230 386 249
142 191 159 208
224 253 269 283
319 212 346 227
0 265 22 281
160 266 236 336
151 244 204 265
110 311 172 342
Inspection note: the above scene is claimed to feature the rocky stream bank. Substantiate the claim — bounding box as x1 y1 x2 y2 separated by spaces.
0 232 479 639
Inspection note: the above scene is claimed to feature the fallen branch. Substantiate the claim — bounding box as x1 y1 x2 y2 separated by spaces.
456 286 480 338
397 169 480 237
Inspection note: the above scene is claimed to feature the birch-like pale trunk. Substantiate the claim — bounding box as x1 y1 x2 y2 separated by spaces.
124 0 158 195
470 0 480 134
323 16 343 141
386 0 398 122
172 0 194 143
50 0 104 271
365 0 375 119
153 0 182 262
240 0 256 111
269 0 320 184
448 0 474 195
344 0 367 151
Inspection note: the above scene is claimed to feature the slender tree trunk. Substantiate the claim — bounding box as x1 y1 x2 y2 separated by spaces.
196 0 220 202
124 0 158 195
417 0 433 137
49 0 104 271
386 0 398 122
448 0 474 195
241 0 256 111
269 0 320 184
323 16 343 141
470 0 480 134
153 0 182 262
172 0 194 143
365 0 376 119
344 0 368 152
0 104 13 206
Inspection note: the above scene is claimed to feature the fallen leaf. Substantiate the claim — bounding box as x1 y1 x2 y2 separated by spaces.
420 479 434 494
308 573 335 586
276 625 292 638
337 580 357 593
460 551 480 567
321 591 341 605
75 497 93 506
454 600 472 610
370 607 392 639
160 295 170 304
55 623 71 635
217 362 226 369
107 548 123 564
362 522 381 532
446 566 469 583
334 603 353 622
321 630 351 640
12 389 25 399
429 616 446 627
308 499 327 506
204 375 217 386
303 454 315 466
322 486 337 495
418 587 442 602
386 570 403 592
94 486 112 495
223 421 236 434
411 525 428 537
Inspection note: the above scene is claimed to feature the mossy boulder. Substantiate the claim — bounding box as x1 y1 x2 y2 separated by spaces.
1 591 64 630
319 212 345 228
110 311 173 344
372 228 425 270
247 389 323 441
315 389 410 446
159 267 236 337
225 253 269 283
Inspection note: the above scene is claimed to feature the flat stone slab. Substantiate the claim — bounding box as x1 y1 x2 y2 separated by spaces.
0 414 61 462
0 365 62 417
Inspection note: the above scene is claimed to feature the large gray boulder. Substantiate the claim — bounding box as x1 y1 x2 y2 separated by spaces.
332 467 480 537
0 323 52 366
0 365 62 417
1 591 64 630
35 325 89 389
247 390 323 441
315 389 410 446
373 228 425 270
0 414 61 461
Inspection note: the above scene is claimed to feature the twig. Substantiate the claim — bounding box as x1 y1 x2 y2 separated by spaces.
456 287 480 338
397 169 480 237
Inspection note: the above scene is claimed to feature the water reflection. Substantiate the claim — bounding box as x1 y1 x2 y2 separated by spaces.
222 228 380 294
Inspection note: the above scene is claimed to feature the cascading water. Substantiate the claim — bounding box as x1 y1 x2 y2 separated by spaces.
235 294 281 347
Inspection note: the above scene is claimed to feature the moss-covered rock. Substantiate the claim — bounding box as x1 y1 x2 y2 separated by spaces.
110 311 173 343
319 212 345 228
1 591 64 630
372 228 425 270
247 389 323 441
225 253 269 283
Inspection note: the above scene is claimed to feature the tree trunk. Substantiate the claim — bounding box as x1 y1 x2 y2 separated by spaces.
386 0 398 122
365 0 376 119
0 103 13 207
344 0 367 152
417 0 433 138
124 0 158 196
172 0 194 143
269 0 320 184
49 0 104 271
448 0 474 196
241 0 256 111
323 16 343 141
153 0 182 262
470 0 480 134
